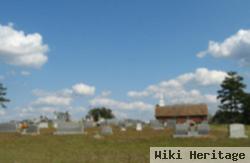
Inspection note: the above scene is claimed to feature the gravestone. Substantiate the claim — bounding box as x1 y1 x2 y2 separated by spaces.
0 122 17 133
136 123 142 131
101 125 113 135
53 120 60 129
173 123 189 137
167 119 176 128
197 123 210 135
22 124 39 135
120 127 126 132
230 123 248 138
84 121 95 128
38 122 49 129
54 122 84 135
150 120 164 130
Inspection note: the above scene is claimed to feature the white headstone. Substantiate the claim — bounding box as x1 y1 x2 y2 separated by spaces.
230 123 248 138
54 122 84 135
84 121 95 128
136 123 142 131
101 125 113 135
120 127 126 132
38 122 49 129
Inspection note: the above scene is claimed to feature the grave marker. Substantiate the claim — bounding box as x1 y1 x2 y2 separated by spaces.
0 122 17 133
150 120 164 130
101 125 113 135
197 123 210 135
136 123 142 131
230 123 248 138
22 124 39 135
54 122 84 135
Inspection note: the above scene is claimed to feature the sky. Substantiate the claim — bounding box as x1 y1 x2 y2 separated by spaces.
0 0 250 122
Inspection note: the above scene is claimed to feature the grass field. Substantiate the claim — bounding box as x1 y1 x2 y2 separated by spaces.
0 125 250 163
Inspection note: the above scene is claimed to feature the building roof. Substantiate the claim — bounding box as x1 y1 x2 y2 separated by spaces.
155 104 208 117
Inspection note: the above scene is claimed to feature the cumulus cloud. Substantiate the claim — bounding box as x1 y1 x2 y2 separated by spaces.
197 29 250 66
100 90 112 97
72 83 95 96
90 97 153 111
33 95 72 106
190 68 227 86
128 68 227 99
0 24 48 68
127 68 225 111
31 83 95 107
113 110 128 119
127 91 149 98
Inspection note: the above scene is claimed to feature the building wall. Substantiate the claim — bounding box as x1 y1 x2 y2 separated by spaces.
156 116 207 124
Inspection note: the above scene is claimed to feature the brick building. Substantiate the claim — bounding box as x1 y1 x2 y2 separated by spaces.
155 104 208 124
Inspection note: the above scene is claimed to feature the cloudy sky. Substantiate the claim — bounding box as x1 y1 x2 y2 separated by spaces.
0 0 250 122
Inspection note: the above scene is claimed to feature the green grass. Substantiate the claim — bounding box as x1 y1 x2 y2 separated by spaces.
0 125 250 163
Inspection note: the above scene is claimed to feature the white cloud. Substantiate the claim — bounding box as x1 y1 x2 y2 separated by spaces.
127 68 225 112
20 70 31 76
128 68 227 99
90 97 153 111
100 90 112 97
31 82 95 107
72 83 95 96
192 68 227 86
31 89 73 107
197 29 250 66
165 89 217 104
33 95 72 106
0 24 48 68
113 110 128 119
127 91 149 98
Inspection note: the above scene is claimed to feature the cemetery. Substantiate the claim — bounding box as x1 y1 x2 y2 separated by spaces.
0 123 249 162
0 100 249 162
0 70 249 163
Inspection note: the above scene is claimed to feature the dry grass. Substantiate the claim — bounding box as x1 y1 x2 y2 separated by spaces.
0 125 249 163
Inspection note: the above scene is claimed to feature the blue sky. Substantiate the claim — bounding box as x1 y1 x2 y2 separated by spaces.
0 0 250 121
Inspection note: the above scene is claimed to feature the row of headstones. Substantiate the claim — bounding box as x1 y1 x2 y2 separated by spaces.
4 121 247 138
0 120 163 135
174 122 210 138
0 122 40 135
174 123 248 138
0 121 248 138
0 121 82 135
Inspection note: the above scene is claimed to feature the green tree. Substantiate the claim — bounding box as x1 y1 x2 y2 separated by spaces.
87 107 114 122
0 83 10 108
214 72 246 123
242 93 250 124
